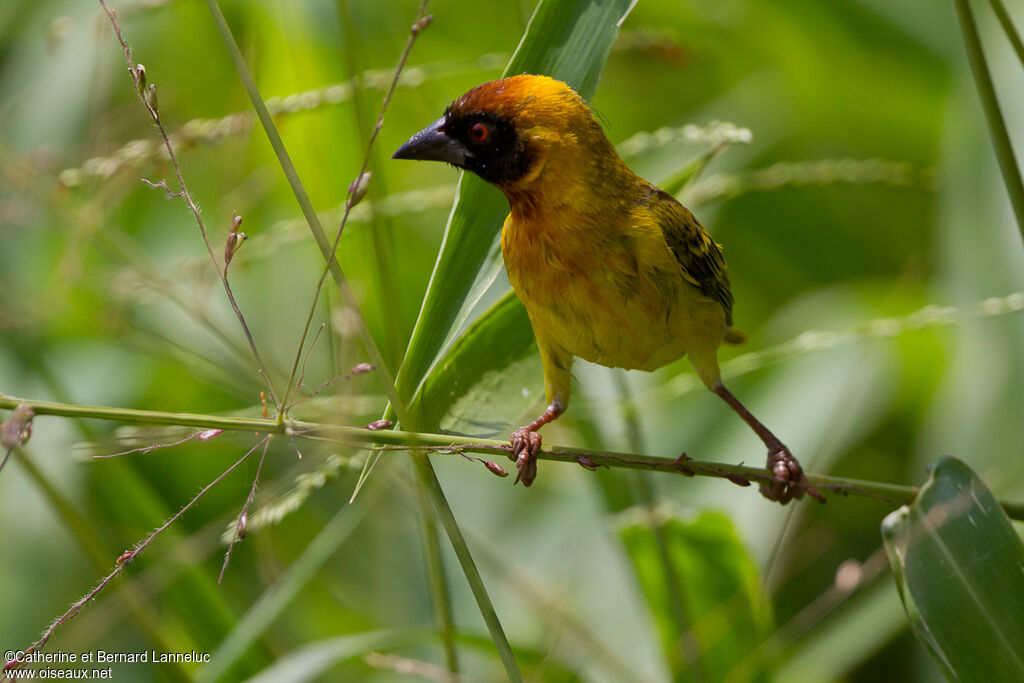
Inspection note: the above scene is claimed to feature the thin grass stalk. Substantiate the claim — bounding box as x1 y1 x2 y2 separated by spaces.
416 480 460 676
203 0 407 421
987 0 1024 65
954 0 1024 239
197 500 370 682
334 1 459 667
8 450 191 682
411 455 523 682
98 0 281 407
338 0 404 370
2 437 269 679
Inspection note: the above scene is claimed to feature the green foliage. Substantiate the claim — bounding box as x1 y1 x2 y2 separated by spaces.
0 0 1023 682
620 511 772 682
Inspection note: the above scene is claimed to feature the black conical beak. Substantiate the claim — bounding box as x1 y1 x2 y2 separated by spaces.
392 117 469 165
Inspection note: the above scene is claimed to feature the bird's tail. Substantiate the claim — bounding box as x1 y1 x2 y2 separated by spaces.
723 327 747 345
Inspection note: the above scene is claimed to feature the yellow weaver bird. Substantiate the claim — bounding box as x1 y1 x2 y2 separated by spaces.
395 75 814 503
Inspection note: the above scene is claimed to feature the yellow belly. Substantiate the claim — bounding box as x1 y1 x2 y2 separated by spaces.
502 213 726 372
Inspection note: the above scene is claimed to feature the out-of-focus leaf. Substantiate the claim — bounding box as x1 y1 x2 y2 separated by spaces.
457 632 585 682
241 629 428 683
620 510 772 683
199 502 369 682
882 457 1024 680
410 289 539 433
775 580 906 682
396 0 637 413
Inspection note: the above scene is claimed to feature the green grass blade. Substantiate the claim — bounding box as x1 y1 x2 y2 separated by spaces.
416 481 460 673
384 3 635 679
987 0 1024 66
954 0 1024 240
410 289 537 433
395 0 636 406
881 457 1024 680
411 455 523 682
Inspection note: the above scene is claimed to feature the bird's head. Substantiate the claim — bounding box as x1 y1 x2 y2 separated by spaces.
393 74 618 199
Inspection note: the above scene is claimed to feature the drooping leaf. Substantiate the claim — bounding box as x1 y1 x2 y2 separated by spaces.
882 457 1024 681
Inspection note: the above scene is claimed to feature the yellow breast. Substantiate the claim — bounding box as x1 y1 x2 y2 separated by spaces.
501 206 724 372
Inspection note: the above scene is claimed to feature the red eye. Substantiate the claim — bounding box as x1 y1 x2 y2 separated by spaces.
470 122 490 143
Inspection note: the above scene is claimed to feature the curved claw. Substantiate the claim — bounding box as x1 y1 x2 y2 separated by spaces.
759 445 823 504
510 427 542 487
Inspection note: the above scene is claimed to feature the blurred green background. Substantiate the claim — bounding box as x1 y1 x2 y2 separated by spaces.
1 0 1023 680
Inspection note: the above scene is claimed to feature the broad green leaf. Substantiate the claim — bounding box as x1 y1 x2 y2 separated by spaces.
620 510 772 683
395 0 637 413
410 289 539 433
882 457 1024 681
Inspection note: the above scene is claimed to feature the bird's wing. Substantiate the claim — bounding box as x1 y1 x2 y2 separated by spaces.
649 186 735 324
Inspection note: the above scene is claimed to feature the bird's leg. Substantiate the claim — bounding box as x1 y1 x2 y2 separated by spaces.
711 381 819 504
510 402 563 487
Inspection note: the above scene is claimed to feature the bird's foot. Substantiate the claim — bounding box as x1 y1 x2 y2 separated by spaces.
510 427 542 487
760 444 823 504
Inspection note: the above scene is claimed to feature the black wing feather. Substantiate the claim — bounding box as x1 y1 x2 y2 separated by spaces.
648 186 734 325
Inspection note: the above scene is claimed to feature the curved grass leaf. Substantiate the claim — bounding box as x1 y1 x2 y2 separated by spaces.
395 0 637 410
882 457 1024 681
410 289 538 433
620 510 772 683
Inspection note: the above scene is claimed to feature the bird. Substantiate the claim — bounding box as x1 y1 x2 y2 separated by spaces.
394 74 815 503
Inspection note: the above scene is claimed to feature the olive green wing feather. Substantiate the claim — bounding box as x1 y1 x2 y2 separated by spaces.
649 186 735 325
